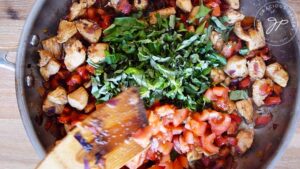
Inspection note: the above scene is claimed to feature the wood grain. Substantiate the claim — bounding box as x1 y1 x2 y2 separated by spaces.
0 0 299 169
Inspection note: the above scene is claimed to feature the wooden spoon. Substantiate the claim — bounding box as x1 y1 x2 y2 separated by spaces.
36 88 147 169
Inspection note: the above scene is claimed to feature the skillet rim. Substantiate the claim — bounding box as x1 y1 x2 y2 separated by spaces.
15 0 300 166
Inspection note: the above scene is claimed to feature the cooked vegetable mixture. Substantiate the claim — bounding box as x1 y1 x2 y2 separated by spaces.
38 0 289 168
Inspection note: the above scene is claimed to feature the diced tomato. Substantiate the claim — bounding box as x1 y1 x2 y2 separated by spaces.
255 113 273 128
221 42 235 58
213 98 229 112
173 135 190 154
227 121 239 135
162 116 173 126
264 96 282 106
163 162 174 169
230 113 242 124
177 155 189 168
183 130 195 144
241 16 255 30
67 74 82 86
57 115 71 124
209 112 231 135
158 141 173 155
273 84 283 96
193 110 211 122
233 39 243 52
212 87 229 98
239 76 251 89
173 109 189 127
77 66 90 81
212 5 221 16
204 89 217 101
149 165 164 169
213 159 226 169
206 1 220 8
86 7 97 20
146 149 159 161
155 105 176 117
132 126 153 148
172 125 184 135
185 119 207 136
201 133 219 154
173 158 183 169
85 64 95 74
50 76 60 89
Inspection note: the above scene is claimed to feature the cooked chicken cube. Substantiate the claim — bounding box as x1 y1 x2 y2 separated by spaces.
224 9 245 25
247 57 266 80
210 68 226 84
228 100 237 114
57 20 77 43
234 20 266 51
68 87 89 110
38 50 53 67
176 0 193 13
40 59 61 81
236 129 254 154
224 55 248 78
149 7 176 24
134 0 148 10
42 98 65 114
236 99 253 123
226 0 240 9
252 79 274 106
75 19 102 43
88 43 109 63
83 80 92 88
47 86 68 105
69 2 86 21
188 6 199 22
64 39 86 71
210 31 224 51
41 37 62 59
266 63 289 87
80 0 96 7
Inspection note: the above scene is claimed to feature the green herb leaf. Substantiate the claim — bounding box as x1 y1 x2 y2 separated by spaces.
229 90 249 101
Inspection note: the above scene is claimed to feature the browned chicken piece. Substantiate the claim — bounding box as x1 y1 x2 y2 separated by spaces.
176 0 193 13
210 68 226 84
57 20 78 43
68 2 86 21
226 0 240 9
236 99 254 123
38 50 53 67
188 6 199 22
67 87 89 110
42 98 65 115
236 129 254 154
149 7 176 24
75 19 102 43
252 78 274 106
40 59 61 81
224 55 249 78
88 43 109 63
134 0 148 10
80 0 96 7
41 37 62 59
187 147 203 162
227 100 237 114
47 86 68 105
234 20 266 51
224 9 245 25
210 31 224 52
64 39 86 71
247 56 266 80
266 62 289 87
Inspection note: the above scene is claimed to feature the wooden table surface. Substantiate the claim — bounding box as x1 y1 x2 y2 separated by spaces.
0 0 299 169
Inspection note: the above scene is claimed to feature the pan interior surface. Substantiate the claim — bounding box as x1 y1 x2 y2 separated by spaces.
17 0 300 168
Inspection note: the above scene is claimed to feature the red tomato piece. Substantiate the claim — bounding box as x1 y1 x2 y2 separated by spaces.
227 121 239 135
193 110 211 122
185 119 207 136
155 105 176 117
158 141 173 155
255 113 273 128
202 133 219 154
239 76 251 89
264 96 282 106
149 165 164 169
77 66 90 81
172 125 184 135
177 155 189 168
212 87 229 98
221 42 235 58
204 89 217 101
173 158 183 169
132 126 153 148
209 112 231 135
273 84 283 96
85 64 95 74
212 5 221 16
67 74 82 86
259 83 273 96
229 113 242 124
173 135 190 154
183 130 195 144
173 109 189 127
146 149 159 161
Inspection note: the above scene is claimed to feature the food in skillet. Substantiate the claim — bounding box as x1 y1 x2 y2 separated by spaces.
38 0 289 168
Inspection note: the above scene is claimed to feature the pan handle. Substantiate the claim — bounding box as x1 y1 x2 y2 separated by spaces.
0 52 15 71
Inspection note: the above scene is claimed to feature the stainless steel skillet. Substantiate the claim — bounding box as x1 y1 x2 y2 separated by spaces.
0 0 299 168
